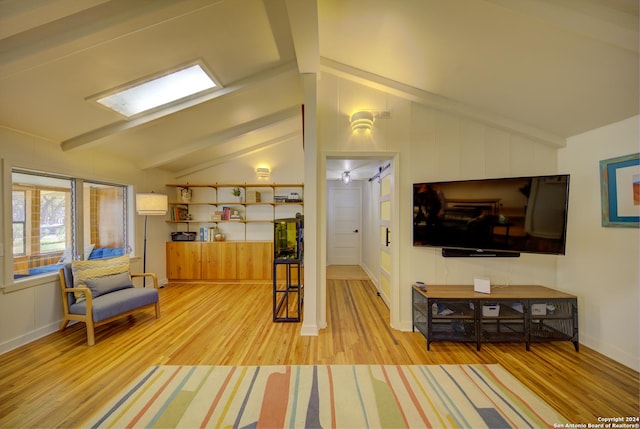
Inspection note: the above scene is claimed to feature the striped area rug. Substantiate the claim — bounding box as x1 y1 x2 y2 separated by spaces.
86 364 567 429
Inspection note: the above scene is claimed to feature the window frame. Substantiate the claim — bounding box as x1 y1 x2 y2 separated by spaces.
12 189 27 257
3 166 132 290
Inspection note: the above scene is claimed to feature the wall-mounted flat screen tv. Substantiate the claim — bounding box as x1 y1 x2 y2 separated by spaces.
413 174 570 256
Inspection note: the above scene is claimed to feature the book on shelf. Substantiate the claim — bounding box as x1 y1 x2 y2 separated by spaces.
199 227 218 242
172 206 189 221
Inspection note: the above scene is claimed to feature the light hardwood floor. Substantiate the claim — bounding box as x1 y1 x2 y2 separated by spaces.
0 273 638 428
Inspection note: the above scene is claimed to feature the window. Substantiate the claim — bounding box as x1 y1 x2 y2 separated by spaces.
11 169 129 280
39 189 68 253
82 181 127 249
12 190 26 256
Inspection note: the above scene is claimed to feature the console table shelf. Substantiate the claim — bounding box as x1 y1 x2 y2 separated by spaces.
412 284 578 351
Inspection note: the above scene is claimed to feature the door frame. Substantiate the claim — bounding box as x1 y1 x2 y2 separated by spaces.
319 151 400 330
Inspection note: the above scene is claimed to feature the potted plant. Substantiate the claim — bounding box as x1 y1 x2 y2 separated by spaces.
232 186 242 202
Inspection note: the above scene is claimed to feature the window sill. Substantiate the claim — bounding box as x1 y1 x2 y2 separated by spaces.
3 272 58 293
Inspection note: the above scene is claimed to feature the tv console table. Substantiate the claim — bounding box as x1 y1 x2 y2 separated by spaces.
412 284 578 351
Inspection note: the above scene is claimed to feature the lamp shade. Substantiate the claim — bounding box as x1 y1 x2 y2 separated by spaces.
136 193 168 215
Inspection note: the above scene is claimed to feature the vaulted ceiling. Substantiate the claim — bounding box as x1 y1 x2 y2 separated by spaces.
0 0 637 179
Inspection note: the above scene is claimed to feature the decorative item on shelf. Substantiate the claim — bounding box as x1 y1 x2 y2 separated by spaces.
211 212 222 222
180 186 192 202
210 225 225 241
171 231 197 242
286 192 302 202
246 190 261 203
229 209 242 220
232 186 242 202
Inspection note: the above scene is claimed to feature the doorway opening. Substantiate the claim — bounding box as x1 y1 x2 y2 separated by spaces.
322 153 399 328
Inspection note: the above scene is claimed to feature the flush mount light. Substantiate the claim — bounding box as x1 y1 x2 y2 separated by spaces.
341 171 352 184
96 64 217 117
350 110 374 132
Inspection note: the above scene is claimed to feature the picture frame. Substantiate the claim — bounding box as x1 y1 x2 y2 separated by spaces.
599 153 640 227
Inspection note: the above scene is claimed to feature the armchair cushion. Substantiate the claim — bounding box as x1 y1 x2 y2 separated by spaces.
68 287 159 322
71 255 130 303
88 247 125 260
84 272 133 298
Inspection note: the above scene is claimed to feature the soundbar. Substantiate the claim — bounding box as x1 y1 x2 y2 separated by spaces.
442 248 520 258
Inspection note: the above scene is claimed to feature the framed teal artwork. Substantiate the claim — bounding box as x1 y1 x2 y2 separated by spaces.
599 153 640 227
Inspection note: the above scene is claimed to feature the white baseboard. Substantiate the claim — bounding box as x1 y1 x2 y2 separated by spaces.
0 322 59 356
300 323 319 336
395 320 414 332
579 332 639 372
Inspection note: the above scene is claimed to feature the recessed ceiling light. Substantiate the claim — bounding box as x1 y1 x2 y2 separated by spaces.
96 64 217 117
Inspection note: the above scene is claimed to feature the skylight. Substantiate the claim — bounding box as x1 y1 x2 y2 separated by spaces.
96 64 217 117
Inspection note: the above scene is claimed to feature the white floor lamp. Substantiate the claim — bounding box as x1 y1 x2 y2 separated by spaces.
136 192 168 284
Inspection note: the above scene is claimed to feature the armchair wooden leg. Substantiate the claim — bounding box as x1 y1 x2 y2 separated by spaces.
59 319 70 331
86 320 95 346
155 301 160 318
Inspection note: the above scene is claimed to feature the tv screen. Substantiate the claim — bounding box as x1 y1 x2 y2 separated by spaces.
413 174 570 255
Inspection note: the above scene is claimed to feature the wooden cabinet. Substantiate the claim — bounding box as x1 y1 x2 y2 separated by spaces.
202 242 237 280
166 241 201 279
167 241 274 281
237 241 272 280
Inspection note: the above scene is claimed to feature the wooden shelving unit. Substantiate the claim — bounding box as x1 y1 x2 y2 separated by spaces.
165 183 303 241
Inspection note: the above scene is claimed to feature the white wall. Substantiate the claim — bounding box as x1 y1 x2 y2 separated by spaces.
319 71 638 370
0 127 170 353
181 138 303 185
558 116 639 370
405 105 561 305
168 138 305 240
318 73 563 328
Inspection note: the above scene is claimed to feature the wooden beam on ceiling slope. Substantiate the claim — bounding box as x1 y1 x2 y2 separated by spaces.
286 0 319 73
174 130 301 178
138 105 302 171
0 0 222 78
61 62 299 152
320 57 566 148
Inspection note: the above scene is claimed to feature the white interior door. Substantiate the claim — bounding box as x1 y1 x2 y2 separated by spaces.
327 185 361 265
378 168 392 303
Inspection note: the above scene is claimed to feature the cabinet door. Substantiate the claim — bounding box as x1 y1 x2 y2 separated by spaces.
202 242 237 280
166 242 201 279
237 242 273 280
